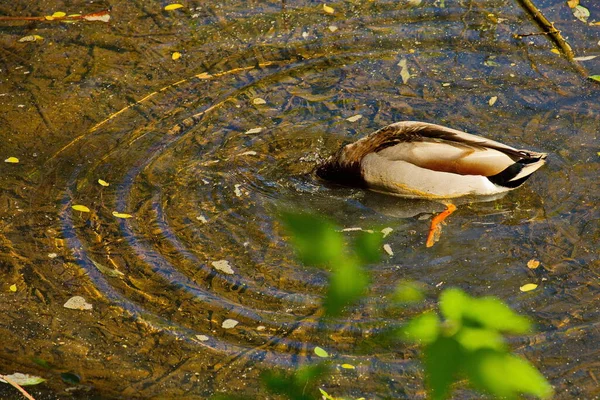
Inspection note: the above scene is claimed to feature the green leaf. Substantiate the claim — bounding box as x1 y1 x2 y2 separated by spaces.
324 258 368 317
439 289 531 334
455 327 506 352
424 336 463 400
464 297 531 334
400 312 440 344
281 211 345 266
353 231 382 264
393 280 425 304
588 75 600 83
464 349 553 399
439 288 470 323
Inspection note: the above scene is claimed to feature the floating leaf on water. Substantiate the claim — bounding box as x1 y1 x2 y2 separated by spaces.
91 259 124 277
0 373 46 386
319 388 336 400
164 3 184 11
52 11 66 18
63 296 93 310
340 363 355 369
212 260 234 274
314 346 329 358
527 259 540 269
383 243 393 256
112 211 133 219
346 114 362 122
381 227 393 238
18 35 43 43
550 48 561 55
4 157 19 163
222 319 239 329
567 0 579 8
328 25 338 32
238 150 257 156
171 51 181 60
245 127 263 134
323 4 335 14
82 11 110 22
398 58 411 84
98 179 109 186
252 97 267 105
572 5 590 23
196 334 209 341
407 0 422 5
441 82 451 87
520 283 538 292
9 284 17 292
574 55 597 61
342 227 364 232
72 204 90 213
234 184 243 197
488 96 498 106
588 75 600 82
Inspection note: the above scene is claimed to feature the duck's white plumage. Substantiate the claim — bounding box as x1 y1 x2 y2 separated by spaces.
316 121 547 199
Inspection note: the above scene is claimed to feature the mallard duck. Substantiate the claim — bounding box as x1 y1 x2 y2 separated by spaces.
316 121 547 246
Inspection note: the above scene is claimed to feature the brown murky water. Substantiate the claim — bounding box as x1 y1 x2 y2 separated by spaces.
0 0 598 398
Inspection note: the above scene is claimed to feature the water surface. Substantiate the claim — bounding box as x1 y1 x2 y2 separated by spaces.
0 0 598 398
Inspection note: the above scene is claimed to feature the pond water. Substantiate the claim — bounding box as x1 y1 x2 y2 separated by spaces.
0 0 598 398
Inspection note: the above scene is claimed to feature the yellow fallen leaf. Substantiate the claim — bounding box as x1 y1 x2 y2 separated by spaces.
4 157 19 163
72 204 90 213
172 51 181 60
18 35 44 43
567 0 579 8
341 363 355 369
488 96 498 106
527 259 540 269
520 283 538 292
98 179 110 187
164 3 184 11
314 346 329 357
52 11 66 18
383 244 393 256
551 49 560 55
245 127 263 134
112 211 133 219
252 98 267 105
346 114 362 122
9 284 17 292
323 4 335 14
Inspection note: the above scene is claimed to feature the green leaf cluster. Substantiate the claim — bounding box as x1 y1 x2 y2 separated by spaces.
401 288 553 400
281 211 381 317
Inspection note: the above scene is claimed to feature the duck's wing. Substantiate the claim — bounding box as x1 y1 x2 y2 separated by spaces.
370 121 547 180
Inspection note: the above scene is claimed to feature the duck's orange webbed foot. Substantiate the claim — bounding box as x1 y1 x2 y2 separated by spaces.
426 203 457 247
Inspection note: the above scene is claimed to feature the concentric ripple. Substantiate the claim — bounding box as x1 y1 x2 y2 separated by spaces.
29 1 599 397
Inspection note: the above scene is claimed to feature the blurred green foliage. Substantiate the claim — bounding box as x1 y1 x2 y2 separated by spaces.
281 211 381 317
217 211 553 400
402 287 553 399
